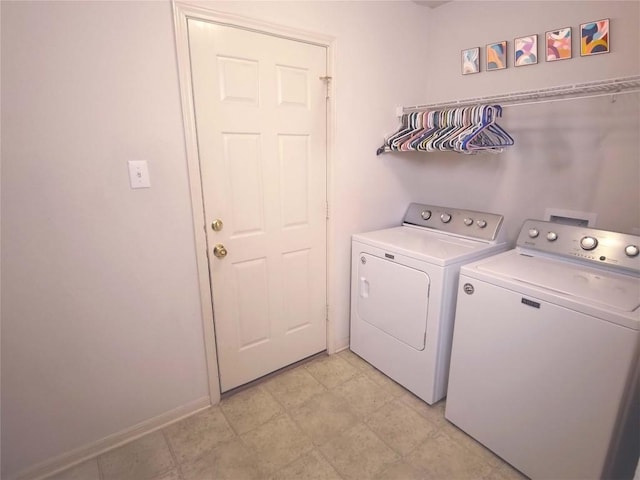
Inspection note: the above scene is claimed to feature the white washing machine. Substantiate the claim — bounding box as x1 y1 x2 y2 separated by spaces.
446 220 640 479
350 203 507 405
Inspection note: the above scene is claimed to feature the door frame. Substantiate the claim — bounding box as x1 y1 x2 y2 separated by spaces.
172 1 336 404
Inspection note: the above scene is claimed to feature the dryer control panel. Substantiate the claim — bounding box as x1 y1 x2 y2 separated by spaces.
403 203 504 242
517 219 640 273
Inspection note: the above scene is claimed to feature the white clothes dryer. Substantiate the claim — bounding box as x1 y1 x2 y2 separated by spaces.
350 203 507 405
446 220 640 479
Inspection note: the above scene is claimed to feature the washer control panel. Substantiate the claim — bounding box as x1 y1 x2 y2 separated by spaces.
403 203 504 241
517 219 640 272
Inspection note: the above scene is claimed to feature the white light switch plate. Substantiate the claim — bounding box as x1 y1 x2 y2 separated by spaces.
128 160 151 189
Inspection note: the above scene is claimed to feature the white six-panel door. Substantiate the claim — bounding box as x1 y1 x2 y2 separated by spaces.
187 19 328 392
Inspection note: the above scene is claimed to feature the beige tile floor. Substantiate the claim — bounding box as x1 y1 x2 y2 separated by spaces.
46 350 528 480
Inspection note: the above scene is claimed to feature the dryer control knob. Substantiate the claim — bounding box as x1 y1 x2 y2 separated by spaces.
625 245 639 257
476 220 487 228
528 228 539 238
440 213 452 223
421 210 432 220
580 236 598 251
463 218 473 226
546 232 558 241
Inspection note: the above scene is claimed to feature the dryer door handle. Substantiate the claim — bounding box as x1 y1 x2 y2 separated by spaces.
360 277 370 298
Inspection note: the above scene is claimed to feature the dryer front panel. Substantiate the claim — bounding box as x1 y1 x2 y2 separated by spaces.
356 252 429 350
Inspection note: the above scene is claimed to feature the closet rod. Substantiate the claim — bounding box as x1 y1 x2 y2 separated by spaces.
403 75 640 112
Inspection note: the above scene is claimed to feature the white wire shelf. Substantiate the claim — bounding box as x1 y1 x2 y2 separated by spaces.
403 75 640 111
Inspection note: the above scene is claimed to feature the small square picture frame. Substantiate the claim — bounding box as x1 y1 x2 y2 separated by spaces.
580 18 609 56
546 27 572 61
486 41 507 71
514 34 538 66
461 47 480 75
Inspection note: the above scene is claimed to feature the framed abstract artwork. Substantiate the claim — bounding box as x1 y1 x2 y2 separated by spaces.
580 18 609 56
486 41 507 71
462 47 480 75
514 34 538 66
546 27 572 61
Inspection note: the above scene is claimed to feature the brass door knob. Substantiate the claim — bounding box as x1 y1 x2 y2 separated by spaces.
213 244 227 258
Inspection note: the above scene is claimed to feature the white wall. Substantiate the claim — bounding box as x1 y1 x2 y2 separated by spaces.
1 1 432 477
0 2 211 477
400 0 639 241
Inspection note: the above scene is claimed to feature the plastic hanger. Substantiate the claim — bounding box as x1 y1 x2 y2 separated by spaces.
461 105 514 153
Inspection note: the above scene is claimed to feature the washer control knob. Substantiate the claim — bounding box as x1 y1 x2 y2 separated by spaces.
625 245 639 257
528 228 539 238
421 210 432 220
440 213 452 223
546 232 558 241
463 218 473 226
580 236 598 251
476 220 487 228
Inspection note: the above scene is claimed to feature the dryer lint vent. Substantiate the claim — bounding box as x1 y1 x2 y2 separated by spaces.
544 208 597 227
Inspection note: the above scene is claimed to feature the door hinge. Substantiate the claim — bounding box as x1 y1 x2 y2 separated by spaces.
326 202 330 220
319 75 332 99
326 304 329 322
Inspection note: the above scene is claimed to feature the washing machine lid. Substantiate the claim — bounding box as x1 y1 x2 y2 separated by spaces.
477 253 640 312
353 226 502 266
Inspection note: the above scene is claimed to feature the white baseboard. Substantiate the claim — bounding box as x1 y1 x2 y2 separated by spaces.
334 337 350 353
14 396 211 480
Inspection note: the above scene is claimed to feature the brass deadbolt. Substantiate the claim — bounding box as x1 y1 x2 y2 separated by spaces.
211 219 223 231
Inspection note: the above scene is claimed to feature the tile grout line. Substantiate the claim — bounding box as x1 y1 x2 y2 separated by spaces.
221 386 294 478
309 355 413 471
303 358 397 478
218 394 255 438
215 400 244 438
314 422 364 480
217 398 268 478
241 373 349 480
303 355 360 390
360 407 429 476
96 453 105 480
485 461 507 479
259 412 339 479
314 443 348 480
257 375 324 475
282 358 363 478
160 429 182 480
